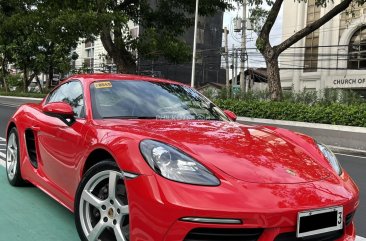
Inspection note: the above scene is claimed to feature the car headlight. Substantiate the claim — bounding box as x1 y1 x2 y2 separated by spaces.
317 143 342 175
140 140 220 186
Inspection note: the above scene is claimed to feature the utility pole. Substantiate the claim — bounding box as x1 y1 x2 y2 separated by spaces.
234 48 238 86
239 0 247 92
191 0 199 88
232 44 235 87
224 27 230 89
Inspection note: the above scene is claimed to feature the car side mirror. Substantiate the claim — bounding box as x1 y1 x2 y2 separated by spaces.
42 102 75 125
224 110 237 122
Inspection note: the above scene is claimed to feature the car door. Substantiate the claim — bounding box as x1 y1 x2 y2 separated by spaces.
35 80 88 200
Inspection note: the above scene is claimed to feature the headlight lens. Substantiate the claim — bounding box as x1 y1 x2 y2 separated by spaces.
140 140 220 186
317 143 342 175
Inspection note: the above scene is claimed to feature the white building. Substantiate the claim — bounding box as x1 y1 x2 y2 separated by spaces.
281 0 366 95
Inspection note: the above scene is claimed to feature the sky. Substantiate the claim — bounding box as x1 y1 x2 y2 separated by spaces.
222 4 284 69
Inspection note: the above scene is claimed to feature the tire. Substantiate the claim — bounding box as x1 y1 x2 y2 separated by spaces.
6 127 26 186
75 160 130 241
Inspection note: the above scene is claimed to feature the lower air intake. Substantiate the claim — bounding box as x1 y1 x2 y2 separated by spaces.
184 228 263 241
274 229 343 241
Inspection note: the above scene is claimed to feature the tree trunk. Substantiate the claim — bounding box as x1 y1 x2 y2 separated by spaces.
23 66 28 93
48 65 53 89
35 75 43 93
1 59 9 92
100 28 136 74
255 0 354 102
115 61 135 74
46 43 55 90
265 57 283 101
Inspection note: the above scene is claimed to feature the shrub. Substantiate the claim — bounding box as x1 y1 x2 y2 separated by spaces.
215 99 366 127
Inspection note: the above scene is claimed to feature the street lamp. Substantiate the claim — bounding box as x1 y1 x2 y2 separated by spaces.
191 0 199 88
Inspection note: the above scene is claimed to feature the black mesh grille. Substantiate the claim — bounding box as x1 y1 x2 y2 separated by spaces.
184 228 263 241
274 230 343 241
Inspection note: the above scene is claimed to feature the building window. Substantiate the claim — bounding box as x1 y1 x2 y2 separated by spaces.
348 26 366 69
339 3 366 39
304 0 320 72
86 48 94 58
84 40 94 72
85 40 94 49
130 27 139 39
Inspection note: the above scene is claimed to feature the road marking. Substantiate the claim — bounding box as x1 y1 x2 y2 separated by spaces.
335 153 366 159
357 236 366 241
0 103 19 108
0 150 5 167
0 137 5 166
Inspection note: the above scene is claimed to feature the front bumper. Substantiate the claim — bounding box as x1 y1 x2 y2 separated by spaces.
125 170 359 241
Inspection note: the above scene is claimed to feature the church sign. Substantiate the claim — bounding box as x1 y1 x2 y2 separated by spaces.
326 76 366 88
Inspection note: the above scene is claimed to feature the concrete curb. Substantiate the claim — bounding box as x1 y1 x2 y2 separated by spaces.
0 95 43 101
237 117 366 134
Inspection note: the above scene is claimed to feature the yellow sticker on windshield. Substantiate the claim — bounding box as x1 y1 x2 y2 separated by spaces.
94 82 112 89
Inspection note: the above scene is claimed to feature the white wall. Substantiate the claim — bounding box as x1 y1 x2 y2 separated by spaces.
280 0 366 92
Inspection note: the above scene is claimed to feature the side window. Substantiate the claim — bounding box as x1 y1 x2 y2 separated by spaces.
47 81 85 118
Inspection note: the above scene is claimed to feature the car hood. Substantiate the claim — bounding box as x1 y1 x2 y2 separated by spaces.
96 119 331 184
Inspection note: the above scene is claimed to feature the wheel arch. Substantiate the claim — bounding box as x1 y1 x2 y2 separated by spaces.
81 148 116 177
6 122 17 138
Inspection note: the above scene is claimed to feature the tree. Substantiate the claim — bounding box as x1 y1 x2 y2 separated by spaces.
0 0 23 91
43 0 237 73
34 2 97 88
250 0 365 101
0 0 91 91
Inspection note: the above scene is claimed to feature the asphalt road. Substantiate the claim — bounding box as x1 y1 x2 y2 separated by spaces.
0 100 365 239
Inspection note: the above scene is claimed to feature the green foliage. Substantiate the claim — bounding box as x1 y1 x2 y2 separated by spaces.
42 0 239 71
210 88 366 127
215 98 366 127
0 0 240 76
211 88 365 104
5 74 22 89
0 0 85 90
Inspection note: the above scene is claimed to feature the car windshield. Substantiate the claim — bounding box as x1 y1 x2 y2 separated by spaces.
90 80 229 121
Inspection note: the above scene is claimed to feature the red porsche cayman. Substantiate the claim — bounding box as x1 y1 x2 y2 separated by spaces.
6 74 359 241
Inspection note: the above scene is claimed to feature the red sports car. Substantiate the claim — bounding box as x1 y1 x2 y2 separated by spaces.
5 74 359 241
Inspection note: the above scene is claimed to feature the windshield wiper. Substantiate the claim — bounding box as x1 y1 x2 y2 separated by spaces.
102 116 157 120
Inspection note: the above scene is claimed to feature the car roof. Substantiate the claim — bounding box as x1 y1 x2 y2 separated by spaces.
66 74 188 86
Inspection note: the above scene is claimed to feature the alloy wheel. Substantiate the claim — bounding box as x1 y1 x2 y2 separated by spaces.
79 170 129 241
6 132 18 181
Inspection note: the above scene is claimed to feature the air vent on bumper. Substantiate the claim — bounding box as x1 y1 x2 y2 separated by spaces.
25 129 38 168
